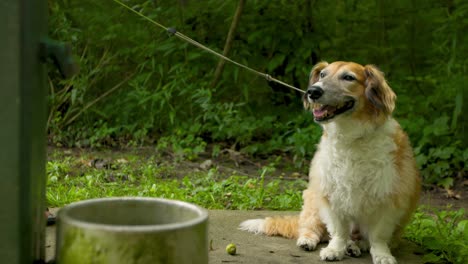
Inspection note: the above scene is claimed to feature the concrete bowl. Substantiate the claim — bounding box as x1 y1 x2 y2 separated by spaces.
56 197 208 264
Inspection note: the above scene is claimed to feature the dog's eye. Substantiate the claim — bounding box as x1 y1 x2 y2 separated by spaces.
320 72 326 78
342 75 356 81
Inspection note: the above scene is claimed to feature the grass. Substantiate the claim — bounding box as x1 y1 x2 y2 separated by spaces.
46 149 306 210
47 148 468 263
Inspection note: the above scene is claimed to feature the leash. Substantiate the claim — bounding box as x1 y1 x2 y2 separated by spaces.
112 0 305 94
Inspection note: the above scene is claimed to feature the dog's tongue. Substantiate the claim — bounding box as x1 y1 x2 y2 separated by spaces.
313 108 327 119
313 105 336 119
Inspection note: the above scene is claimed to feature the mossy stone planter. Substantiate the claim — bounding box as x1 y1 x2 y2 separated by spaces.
56 197 208 264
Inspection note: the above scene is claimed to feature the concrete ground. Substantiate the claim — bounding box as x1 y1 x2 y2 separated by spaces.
46 209 423 264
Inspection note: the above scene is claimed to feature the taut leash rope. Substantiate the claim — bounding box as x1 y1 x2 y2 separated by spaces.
112 0 305 94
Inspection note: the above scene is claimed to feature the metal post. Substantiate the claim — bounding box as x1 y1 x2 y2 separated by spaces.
0 0 48 262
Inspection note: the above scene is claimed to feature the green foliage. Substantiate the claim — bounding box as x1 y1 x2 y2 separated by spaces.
156 126 206 161
412 116 467 188
46 152 306 210
405 207 468 264
47 1 466 183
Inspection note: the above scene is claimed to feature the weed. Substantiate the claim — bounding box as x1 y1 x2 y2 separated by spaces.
405 207 468 264
156 128 207 161
411 116 468 189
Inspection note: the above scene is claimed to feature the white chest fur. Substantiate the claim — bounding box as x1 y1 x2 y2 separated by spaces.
315 118 399 217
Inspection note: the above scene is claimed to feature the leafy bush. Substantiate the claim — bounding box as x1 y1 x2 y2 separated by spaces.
405 207 468 264
413 116 467 188
47 1 466 182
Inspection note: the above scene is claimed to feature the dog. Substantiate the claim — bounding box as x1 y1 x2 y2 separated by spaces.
239 61 421 264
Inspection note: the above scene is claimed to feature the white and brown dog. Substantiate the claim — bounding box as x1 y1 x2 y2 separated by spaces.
240 61 421 264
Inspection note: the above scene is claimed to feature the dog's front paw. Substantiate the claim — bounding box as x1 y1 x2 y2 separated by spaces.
346 241 361 257
296 236 319 251
320 246 345 261
372 254 397 264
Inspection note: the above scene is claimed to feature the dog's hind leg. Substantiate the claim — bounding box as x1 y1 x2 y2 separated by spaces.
346 240 362 257
346 224 368 257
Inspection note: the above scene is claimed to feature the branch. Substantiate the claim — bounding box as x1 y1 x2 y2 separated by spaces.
210 0 246 88
63 72 136 127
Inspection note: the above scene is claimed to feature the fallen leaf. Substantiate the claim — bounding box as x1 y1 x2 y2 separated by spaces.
291 172 301 178
200 159 213 170
446 189 461 200
90 158 112 169
116 158 128 164
210 239 214 251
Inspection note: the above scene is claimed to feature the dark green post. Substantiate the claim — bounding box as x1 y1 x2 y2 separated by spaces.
0 0 48 262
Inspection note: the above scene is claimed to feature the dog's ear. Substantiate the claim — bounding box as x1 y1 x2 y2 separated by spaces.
364 65 396 115
309 61 329 84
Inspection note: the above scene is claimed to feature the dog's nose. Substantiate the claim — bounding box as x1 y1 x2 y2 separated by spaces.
307 85 324 100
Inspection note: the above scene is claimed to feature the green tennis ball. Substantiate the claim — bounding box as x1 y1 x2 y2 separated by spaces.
226 243 237 255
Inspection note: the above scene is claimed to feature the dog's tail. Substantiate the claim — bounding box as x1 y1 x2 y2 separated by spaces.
239 215 300 239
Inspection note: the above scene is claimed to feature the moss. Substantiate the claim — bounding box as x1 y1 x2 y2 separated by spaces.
59 227 106 264
57 218 208 263
58 228 176 264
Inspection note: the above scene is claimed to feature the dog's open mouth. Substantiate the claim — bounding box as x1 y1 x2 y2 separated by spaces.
312 100 355 122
